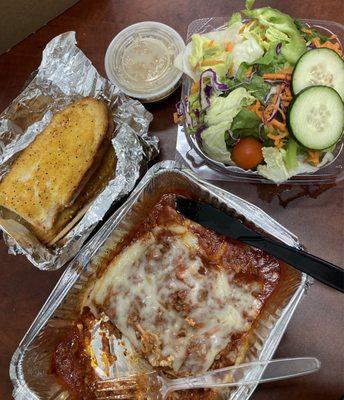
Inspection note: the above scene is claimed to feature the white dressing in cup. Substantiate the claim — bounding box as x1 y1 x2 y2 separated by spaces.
105 21 185 102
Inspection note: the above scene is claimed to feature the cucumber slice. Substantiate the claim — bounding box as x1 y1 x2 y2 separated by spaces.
289 86 344 150
292 48 344 100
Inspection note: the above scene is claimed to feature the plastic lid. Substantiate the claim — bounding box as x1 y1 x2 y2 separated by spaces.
105 22 185 102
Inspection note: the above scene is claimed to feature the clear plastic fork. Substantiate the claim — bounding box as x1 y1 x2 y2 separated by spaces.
95 357 320 400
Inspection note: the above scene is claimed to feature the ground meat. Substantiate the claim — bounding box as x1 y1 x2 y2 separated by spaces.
167 388 220 400
51 308 97 400
52 192 281 400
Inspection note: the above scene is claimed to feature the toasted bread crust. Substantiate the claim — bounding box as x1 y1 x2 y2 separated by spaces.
45 145 117 245
0 97 110 239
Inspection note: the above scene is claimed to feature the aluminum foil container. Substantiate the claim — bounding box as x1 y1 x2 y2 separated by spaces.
0 31 159 270
10 161 310 400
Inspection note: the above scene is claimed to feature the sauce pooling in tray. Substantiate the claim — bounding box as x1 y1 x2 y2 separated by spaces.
53 193 281 399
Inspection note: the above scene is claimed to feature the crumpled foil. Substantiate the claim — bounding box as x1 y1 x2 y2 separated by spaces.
9 161 309 400
0 31 159 270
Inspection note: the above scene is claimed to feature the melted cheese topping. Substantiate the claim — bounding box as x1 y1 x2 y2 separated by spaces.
90 224 263 374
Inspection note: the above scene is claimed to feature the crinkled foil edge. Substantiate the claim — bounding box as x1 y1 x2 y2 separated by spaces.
9 160 310 400
0 31 159 270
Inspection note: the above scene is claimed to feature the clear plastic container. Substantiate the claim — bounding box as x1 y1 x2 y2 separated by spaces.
105 21 185 103
177 18 344 184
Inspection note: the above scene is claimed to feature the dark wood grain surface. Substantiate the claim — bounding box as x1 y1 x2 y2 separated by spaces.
0 1 343 399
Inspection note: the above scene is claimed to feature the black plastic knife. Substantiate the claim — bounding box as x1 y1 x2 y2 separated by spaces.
176 197 344 293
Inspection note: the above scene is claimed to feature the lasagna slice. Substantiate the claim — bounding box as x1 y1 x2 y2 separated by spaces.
88 194 280 375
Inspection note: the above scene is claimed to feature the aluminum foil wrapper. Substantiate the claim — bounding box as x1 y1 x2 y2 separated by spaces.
10 161 310 400
0 31 159 270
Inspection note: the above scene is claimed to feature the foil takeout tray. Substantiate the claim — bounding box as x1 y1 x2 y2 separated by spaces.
0 31 158 270
10 161 310 400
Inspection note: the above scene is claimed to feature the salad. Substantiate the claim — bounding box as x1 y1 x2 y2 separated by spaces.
174 0 344 183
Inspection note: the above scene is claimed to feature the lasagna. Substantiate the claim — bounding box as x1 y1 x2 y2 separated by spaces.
53 193 281 399
0 97 116 245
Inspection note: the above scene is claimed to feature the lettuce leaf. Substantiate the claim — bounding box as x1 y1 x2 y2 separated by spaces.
245 0 255 10
225 109 261 147
257 147 334 183
281 34 307 65
201 88 255 163
257 147 289 183
188 34 220 69
204 87 255 126
252 43 287 73
231 109 261 137
243 6 306 64
231 33 264 73
201 122 232 163
235 63 270 103
228 12 242 27
174 29 237 80
265 25 290 43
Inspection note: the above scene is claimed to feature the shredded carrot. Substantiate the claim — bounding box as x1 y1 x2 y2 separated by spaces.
264 104 275 119
226 42 233 52
173 112 182 124
239 19 256 33
270 119 287 131
249 100 263 118
264 103 280 120
324 41 342 55
263 84 284 120
239 24 246 33
278 107 286 121
300 28 342 55
190 80 200 95
268 130 289 149
284 87 292 97
277 66 294 75
249 100 260 111
312 37 325 47
245 66 253 77
262 73 292 80
301 27 314 35
281 86 292 103
281 96 293 101
281 85 293 105
268 137 283 149
201 59 224 66
267 131 288 140
312 37 342 56
250 96 290 150
281 90 293 99
306 150 320 165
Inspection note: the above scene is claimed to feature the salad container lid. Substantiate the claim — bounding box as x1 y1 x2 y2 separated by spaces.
176 17 344 185
105 21 185 103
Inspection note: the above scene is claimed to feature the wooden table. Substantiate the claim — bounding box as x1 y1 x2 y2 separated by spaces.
0 0 343 399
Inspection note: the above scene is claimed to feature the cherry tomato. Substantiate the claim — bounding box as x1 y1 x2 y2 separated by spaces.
231 137 263 170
